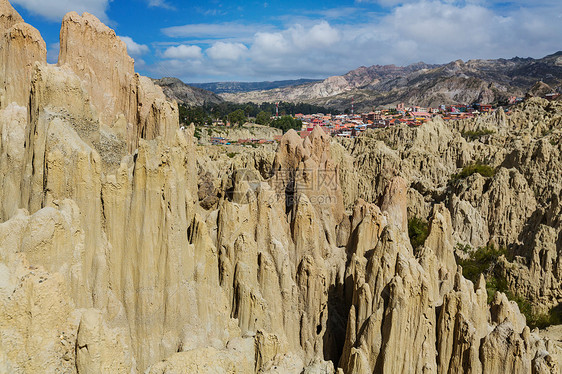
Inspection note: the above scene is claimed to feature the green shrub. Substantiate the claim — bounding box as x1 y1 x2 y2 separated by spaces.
494 283 562 329
462 129 495 141
451 163 495 182
484 270 509 304
226 152 237 159
532 304 562 329
456 244 561 329
408 217 429 250
455 243 472 254
457 244 506 285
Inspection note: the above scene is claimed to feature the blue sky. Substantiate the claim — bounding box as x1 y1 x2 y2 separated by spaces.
9 0 562 83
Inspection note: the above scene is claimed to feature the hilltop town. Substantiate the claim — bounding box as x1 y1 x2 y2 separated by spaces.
205 92 560 145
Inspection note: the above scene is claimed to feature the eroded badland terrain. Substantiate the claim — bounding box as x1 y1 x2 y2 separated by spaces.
0 1 560 373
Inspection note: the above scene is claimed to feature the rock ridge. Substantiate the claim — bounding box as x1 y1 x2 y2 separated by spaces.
0 1 559 373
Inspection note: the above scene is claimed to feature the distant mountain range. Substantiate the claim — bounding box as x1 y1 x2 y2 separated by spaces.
152 77 224 106
189 79 321 94
155 52 562 111
152 77 322 106
219 52 562 111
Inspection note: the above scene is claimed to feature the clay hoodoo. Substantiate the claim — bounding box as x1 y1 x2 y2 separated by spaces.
0 1 559 373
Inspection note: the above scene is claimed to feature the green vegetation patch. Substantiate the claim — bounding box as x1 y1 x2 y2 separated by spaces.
462 129 495 141
456 244 507 288
178 102 337 127
256 111 273 126
227 109 246 126
456 244 562 329
451 163 495 182
408 217 429 250
488 274 562 329
270 116 303 133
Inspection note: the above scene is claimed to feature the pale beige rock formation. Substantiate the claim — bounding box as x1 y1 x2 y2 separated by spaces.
0 0 22 30
0 103 25 220
197 124 282 145
58 11 137 128
58 11 177 150
0 0 46 109
340 192 558 373
0 1 559 373
338 98 562 315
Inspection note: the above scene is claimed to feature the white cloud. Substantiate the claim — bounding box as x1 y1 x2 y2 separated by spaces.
47 43 60 64
11 0 110 22
252 32 291 56
148 0 562 82
316 7 361 19
300 21 341 48
358 0 561 8
207 42 248 61
355 0 412 6
162 22 270 42
367 0 562 63
163 45 203 60
147 0 174 10
251 21 340 59
119 36 150 57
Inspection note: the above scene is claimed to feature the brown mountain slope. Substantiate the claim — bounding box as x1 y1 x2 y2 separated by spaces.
221 53 562 111
153 77 224 106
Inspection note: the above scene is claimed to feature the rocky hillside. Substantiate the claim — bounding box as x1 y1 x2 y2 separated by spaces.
336 98 562 315
153 77 224 106
191 78 321 94
221 54 562 111
0 1 560 373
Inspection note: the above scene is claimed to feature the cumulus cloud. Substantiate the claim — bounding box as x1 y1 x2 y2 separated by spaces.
119 36 150 57
47 43 60 64
367 0 562 63
11 0 110 22
207 42 248 61
251 21 340 61
163 45 203 60
252 32 290 56
149 0 562 82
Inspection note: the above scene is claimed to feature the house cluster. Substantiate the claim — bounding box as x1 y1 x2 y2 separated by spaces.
207 93 558 145
295 101 499 138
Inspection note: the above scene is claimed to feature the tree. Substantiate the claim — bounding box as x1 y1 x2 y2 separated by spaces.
255 111 272 126
228 109 246 126
270 116 302 133
244 104 254 117
178 104 209 126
